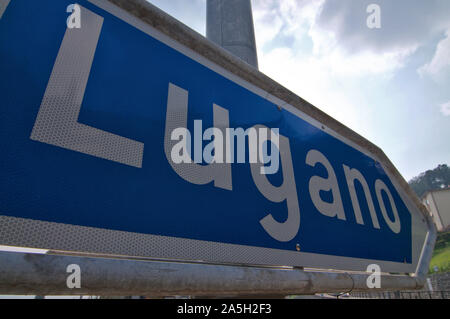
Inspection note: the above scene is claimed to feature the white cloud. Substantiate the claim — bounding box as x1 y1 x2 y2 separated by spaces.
315 0 450 54
306 24 415 77
253 0 321 50
258 47 372 134
418 29 450 82
253 0 422 82
252 1 284 49
440 101 450 116
252 0 414 137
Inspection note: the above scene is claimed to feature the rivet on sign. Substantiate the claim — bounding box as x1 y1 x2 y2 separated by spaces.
321 125 325 130
277 105 282 111
296 244 301 252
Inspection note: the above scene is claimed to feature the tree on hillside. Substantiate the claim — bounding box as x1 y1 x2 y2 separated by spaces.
408 164 450 198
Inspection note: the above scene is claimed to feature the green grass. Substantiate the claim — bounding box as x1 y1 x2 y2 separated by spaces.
429 231 450 274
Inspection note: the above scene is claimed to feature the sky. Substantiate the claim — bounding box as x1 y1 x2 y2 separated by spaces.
146 0 449 182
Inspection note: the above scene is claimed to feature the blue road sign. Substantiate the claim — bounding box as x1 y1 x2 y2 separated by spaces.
0 0 428 272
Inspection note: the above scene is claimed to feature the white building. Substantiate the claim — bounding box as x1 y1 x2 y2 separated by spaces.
422 188 450 232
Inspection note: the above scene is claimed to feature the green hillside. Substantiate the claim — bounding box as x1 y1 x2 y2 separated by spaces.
429 231 450 274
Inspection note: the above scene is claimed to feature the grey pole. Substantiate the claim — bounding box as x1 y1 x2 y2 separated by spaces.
206 0 259 69
0 251 423 296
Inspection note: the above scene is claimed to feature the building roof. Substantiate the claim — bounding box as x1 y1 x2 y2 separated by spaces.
421 187 450 200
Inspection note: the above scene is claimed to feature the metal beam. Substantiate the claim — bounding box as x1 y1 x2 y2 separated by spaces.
414 212 437 287
0 251 424 296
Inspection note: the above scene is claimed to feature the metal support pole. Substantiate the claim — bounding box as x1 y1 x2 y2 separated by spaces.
0 251 423 296
414 212 437 288
206 0 259 69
